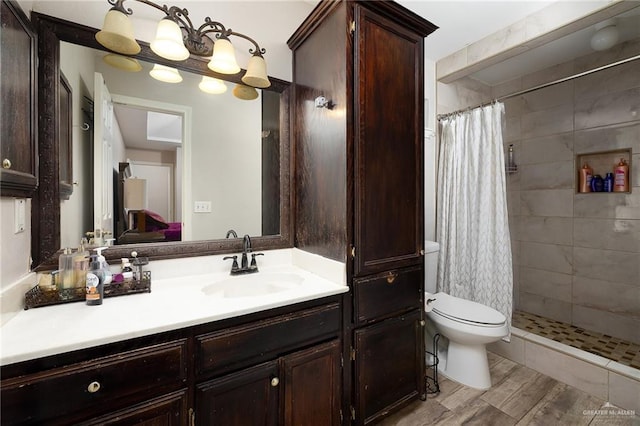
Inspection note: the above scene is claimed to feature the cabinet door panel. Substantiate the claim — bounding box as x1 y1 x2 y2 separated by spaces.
0 0 38 196
282 339 341 426
353 5 424 276
195 361 279 426
354 310 423 425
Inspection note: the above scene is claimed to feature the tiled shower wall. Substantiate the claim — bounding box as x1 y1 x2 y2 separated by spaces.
437 39 640 344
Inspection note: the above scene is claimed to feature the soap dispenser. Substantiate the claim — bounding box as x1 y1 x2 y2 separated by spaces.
86 254 105 305
94 247 113 284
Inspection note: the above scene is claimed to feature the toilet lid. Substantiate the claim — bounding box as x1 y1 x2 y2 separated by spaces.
432 292 506 325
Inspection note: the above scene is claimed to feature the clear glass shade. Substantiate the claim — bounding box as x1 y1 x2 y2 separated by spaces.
199 76 227 94
241 54 270 88
149 64 183 83
207 38 241 74
151 19 190 61
95 9 141 55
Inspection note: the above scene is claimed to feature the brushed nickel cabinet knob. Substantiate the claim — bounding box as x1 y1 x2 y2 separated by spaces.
2 158 11 169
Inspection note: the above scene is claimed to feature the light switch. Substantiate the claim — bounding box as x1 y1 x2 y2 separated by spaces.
14 198 25 233
194 201 212 213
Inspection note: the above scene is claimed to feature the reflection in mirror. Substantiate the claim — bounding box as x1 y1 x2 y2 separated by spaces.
59 42 281 248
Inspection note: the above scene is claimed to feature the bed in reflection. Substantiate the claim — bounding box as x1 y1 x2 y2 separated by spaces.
115 162 182 244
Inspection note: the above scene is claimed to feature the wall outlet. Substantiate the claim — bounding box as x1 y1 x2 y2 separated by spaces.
14 198 25 233
194 201 212 213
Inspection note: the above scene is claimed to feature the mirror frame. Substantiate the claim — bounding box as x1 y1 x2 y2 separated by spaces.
31 12 293 271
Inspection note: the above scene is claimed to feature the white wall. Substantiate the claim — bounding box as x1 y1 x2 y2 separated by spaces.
424 58 437 241
59 42 97 248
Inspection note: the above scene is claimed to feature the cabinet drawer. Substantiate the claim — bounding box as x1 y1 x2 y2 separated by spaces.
354 267 422 324
195 303 340 378
1 340 187 425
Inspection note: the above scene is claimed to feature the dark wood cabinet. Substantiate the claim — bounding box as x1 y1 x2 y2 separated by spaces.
195 339 341 426
289 1 436 423
353 310 423 424
1 296 342 426
0 0 38 197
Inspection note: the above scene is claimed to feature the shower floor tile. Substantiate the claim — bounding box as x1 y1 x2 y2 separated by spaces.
512 310 640 370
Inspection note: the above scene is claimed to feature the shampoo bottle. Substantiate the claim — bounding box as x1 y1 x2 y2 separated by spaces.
121 258 134 283
614 158 629 192
86 254 105 305
579 163 593 193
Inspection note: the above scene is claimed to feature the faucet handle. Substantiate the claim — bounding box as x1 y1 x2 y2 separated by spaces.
223 255 239 273
250 253 264 268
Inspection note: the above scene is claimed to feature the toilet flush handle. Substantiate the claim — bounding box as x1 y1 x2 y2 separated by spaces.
426 298 436 304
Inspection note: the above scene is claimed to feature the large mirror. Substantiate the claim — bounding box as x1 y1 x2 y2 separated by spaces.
32 13 292 270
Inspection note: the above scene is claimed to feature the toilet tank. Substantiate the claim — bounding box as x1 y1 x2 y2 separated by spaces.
424 241 440 293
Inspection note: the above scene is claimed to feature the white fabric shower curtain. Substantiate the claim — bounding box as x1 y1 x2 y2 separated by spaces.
436 102 513 337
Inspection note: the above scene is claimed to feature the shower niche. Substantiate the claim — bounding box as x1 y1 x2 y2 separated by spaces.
576 149 632 193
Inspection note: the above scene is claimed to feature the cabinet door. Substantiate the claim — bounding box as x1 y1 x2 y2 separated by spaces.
195 361 279 426
353 5 424 276
353 310 423 425
78 389 187 426
0 0 38 197
282 339 341 426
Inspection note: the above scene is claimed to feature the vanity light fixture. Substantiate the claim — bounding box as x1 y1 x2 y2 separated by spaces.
95 0 271 88
149 63 183 83
199 76 227 94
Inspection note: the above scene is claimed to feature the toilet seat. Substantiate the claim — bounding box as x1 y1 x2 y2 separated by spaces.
431 292 506 326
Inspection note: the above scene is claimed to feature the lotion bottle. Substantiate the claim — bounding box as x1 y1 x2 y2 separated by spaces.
86 254 105 305
614 158 629 192
579 163 593 193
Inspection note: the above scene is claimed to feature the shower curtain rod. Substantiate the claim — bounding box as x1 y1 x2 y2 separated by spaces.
437 53 640 121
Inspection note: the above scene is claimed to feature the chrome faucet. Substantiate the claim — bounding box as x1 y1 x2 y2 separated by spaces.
223 234 263 275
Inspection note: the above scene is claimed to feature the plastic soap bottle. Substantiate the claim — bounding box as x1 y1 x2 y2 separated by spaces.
86 254 105 305
94 247 113 284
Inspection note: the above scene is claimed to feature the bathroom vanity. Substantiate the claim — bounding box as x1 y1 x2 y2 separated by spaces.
1 259 347 425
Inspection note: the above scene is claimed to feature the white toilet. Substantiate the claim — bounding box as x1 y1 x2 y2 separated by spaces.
424 241 508 390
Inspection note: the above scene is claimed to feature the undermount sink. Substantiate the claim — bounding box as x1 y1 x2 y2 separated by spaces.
201 272 305 298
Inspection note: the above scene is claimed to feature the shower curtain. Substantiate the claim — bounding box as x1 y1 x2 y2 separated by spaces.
436 102 513 337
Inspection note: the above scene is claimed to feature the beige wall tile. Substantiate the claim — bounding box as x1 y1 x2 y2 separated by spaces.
609 372 640 413
572 276 640 318
521 81 573 113
574 218 640 253
574 38 640 75
522 103 574 139
520 161 574 190
467 19 527 65
519 292 572 323
524 342 608 400
574 60 640 102
521 60 574 90
521 267 572 303
573 305 640 344
575 88 640 130
573 247 640 285
521 133 574 165
521 189 573 217
519 217 573 246
521 241 573 274
574 123 640 154
574 193 640 220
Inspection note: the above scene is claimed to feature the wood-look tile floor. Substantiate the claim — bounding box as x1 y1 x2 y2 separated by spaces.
377 352 640 426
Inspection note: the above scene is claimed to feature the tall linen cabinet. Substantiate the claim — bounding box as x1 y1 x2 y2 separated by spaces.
288 1 437 424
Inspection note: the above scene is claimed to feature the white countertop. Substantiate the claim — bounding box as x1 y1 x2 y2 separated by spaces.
0 249 348 366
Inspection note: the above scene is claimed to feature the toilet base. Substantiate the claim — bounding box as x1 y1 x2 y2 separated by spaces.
441 341 491 390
